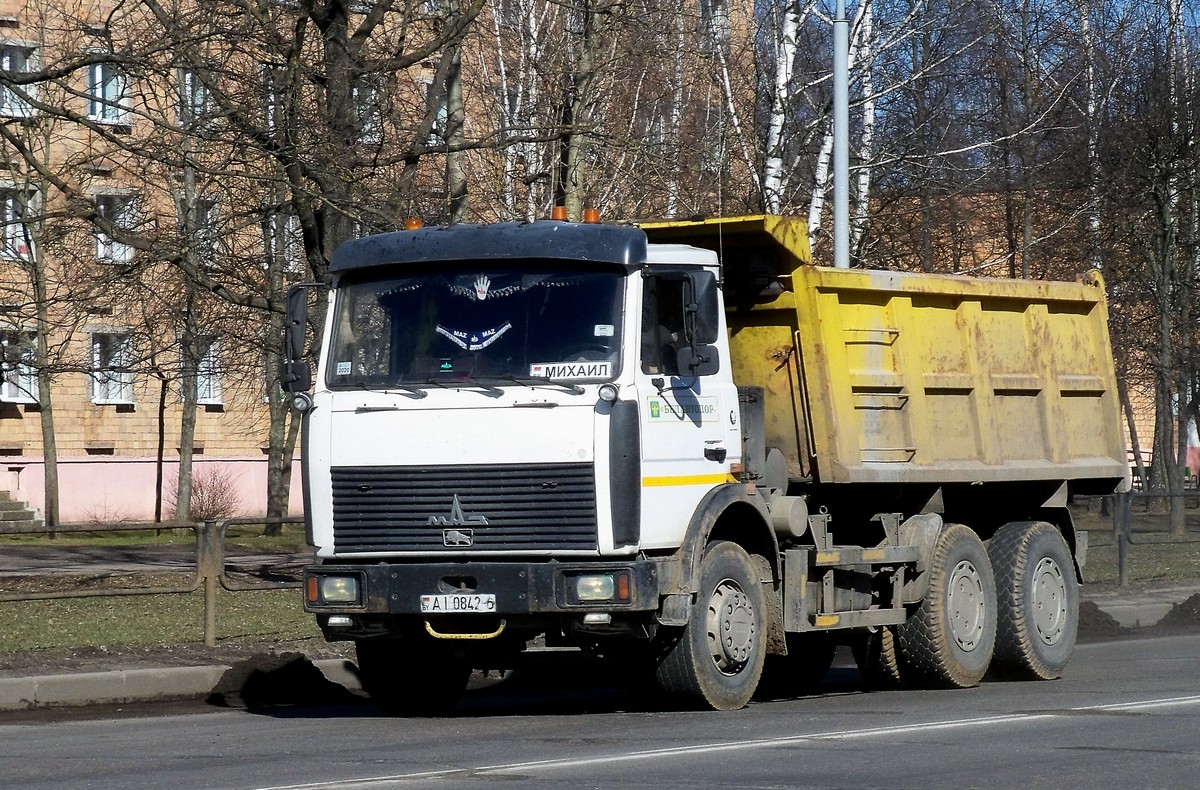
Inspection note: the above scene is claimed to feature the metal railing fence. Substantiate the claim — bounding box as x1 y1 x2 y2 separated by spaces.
0 516 307 646
1106 491 1200 587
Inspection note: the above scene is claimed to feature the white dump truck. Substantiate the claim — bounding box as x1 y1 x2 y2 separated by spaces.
282 214 1128 714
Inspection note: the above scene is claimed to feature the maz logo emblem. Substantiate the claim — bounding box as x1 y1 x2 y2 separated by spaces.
428 494 489 547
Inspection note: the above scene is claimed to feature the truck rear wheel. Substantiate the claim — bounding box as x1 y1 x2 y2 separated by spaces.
896 523 996 688
355 639 471 717
655 541 766 710
988 521 1078 680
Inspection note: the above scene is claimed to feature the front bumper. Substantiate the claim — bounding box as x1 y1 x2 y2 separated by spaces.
304 559 662 616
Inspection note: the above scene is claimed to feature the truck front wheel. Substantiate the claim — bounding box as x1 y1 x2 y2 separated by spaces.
655 541 767 710
355 639 471 717
988 521 1078 680
896 523 997 688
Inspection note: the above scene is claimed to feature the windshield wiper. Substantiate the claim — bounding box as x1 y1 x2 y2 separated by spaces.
350 380 427 399
423 378 503 397
503 375 585 395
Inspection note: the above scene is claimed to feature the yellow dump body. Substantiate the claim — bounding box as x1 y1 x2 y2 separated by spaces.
642 216 1129 487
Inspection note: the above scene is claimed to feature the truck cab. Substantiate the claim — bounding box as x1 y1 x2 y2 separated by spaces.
290 219 773 712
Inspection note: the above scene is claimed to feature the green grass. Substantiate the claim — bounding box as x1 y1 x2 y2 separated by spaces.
0 524 315 653
0 588 321 651
1073 501 1200 587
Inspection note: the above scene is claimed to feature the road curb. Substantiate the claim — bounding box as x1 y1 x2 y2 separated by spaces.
0 659 359 712
1 591 1195 712
0 665 230 711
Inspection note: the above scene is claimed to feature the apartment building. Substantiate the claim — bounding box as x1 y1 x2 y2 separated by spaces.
0 0 325 522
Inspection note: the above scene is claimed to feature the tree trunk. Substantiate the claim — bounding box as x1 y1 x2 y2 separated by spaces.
446 15 467 224
558 0 600 219
31 258 59 529
155 374 167 523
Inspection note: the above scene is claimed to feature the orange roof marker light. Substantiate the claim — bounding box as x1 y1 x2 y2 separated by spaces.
550 206 568 221
403 217 424 230
582 208 600 224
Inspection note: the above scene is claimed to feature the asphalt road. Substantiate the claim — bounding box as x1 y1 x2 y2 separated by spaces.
2 633 1198 790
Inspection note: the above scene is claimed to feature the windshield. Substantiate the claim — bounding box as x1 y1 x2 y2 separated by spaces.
327 266 624 388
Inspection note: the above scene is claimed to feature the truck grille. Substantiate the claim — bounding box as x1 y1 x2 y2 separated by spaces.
331 463 598 552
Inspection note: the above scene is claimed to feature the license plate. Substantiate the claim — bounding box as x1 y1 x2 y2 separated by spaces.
420 593 497 614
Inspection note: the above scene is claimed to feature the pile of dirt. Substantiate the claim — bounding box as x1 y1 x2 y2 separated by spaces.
1148 593 1200 633
1076 600 1132 641
207 652 363 709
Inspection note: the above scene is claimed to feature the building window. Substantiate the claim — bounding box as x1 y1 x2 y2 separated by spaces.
0 187 35 259
177 67 213 129
260 62 284 134
179 196 220 272
95 193 135 263
193 198 220 271
419 77 447 146
91 332 134 404
262 209 303 274
191 336 222 405
87 61 130 125
353 74 383 145
0 329 37 403
0 43 36 118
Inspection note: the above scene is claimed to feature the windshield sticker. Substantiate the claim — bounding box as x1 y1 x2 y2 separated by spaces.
335 361 352 376
437 322 512 351
530 361 612 379
594 324 615 337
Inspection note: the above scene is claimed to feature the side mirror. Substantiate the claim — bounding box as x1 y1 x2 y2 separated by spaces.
282 284 312 394
684 271 720 345
284 284 308 363
676 343 720 377
281 360 312 394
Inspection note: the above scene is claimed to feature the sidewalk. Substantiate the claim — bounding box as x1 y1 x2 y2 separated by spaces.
3 586 1199 712
1080 583 1200 628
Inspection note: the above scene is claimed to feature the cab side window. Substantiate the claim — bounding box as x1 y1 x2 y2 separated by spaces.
641 276 685 375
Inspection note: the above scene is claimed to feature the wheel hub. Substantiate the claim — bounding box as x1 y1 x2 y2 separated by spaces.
706 579 756 674
1031 556 1068 645
947 559 986 652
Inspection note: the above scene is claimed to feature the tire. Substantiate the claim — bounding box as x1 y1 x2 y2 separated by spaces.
355 639 471 717
896 523 997 688
852 625 903 689
655 541 767 710
988 521 1079 680
757 633 837 700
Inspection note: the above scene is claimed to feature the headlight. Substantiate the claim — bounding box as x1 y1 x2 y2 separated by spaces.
576 574 616 601
319 575 359 603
